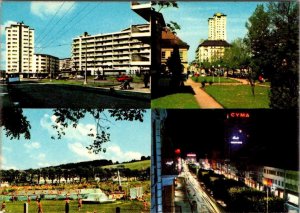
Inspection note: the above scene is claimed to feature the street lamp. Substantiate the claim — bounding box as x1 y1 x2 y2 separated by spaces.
84 39 87 85
212 65 214 82
218 64 220 84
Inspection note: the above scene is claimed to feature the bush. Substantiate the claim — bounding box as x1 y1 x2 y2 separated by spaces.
209 80 213 85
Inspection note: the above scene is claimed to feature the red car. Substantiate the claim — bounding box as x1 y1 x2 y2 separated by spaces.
116 75 133 82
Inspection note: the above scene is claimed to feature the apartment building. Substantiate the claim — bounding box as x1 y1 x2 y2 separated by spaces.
161 29 189 73
208 13 227 41
34 54 59 78
71 24 150 76
196 13 230 63
59 58 72 72
5 22 35 77
196 40 231 63
262 166 299 206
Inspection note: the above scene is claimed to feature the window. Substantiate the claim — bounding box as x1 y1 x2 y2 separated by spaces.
179 51 183 59
162 51 166 59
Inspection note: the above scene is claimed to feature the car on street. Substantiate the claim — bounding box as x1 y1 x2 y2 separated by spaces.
116 75 133 82
74 75 84 79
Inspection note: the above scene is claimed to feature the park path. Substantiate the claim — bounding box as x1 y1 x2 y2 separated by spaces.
185 78 223 109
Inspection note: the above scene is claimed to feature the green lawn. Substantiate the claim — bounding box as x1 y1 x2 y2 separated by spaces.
4 200 147 213
191 76 241 83
205 85 270 108
151 93 199 109
102 160 150 170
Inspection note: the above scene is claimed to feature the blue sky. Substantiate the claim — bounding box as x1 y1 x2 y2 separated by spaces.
0 1 147 69
2 109 151 170
159 2 264 62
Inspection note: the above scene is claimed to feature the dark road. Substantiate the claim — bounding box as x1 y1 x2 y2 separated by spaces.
3 83 150 108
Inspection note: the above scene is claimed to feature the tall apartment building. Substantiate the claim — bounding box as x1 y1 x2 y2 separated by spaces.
196 12 230 63
71 24 150 76
34 54 59 78
208 13 227 41
5 22 35 77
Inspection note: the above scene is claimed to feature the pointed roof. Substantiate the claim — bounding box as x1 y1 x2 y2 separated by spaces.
161 28 189 49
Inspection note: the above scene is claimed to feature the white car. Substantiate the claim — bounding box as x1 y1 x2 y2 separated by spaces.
74 75 84 79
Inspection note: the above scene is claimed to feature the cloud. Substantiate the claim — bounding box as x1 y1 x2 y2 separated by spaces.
68 142 99 161
3 146 12 152
0 20 17 29
30 2 76 19
29 153 46 160
104 144 142 162
1 156 18 170
40 113 96 143
24 142 41 149
68 142 142 163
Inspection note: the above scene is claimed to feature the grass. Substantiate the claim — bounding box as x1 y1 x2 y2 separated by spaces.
102 160 150 170
191 76 240 83
205 85 270 108
3 199 148 213
151 93 199 109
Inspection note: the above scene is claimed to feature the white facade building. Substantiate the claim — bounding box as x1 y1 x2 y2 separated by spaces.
34 54 59 78
6 22 35 77
208 13 227 41
72 24 150 76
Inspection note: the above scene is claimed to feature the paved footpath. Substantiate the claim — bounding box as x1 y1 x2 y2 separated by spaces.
185 78 223 109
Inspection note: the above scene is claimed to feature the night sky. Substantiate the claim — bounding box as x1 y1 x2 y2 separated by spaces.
163 109 299 170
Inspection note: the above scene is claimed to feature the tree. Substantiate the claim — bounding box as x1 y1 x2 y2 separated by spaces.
267 2 299 109
167 45 184 88
245 4 271 77
151 1 178 12
245 2 299 108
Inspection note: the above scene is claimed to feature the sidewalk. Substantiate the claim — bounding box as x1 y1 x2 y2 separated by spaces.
174 177 192 213
185 78 223 109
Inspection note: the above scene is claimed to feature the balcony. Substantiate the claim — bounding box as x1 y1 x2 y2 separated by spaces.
131 25 150 38
131 2 151 22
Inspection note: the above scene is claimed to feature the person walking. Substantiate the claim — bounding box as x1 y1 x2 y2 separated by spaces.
37 199 43 213
1 201 6 212
143 72 150 88
78 198 82 211
65 197 70 213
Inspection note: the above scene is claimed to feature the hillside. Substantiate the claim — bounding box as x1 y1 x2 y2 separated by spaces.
102 160 150 171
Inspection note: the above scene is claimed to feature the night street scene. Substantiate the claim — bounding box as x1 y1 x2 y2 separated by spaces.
1 2 151 108
151 109 299 213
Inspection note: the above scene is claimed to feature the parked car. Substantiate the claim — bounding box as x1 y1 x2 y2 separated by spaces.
116 75 133 82
74 75 84 79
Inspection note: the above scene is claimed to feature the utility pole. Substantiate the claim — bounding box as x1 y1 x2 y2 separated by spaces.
84 39 87 85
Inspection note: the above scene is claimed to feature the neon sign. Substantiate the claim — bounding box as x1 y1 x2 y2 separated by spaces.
228 112 250 118
230 141 243 144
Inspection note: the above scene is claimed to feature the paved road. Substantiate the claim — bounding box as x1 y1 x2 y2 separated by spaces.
185 78 223 109
182 162 223 213
4 82 150 108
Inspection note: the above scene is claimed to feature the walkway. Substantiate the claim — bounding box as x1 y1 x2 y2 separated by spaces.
185 78 223 109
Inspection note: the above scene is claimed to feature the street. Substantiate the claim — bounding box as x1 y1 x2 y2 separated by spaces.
182 162 223 213
2 82 150 108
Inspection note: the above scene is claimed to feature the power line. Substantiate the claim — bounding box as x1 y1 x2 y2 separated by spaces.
37 3 91 51
39 3 100 52
36 2 76 48
35 1 66 44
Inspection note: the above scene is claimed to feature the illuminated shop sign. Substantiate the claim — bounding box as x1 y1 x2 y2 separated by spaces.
227 112 250 118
